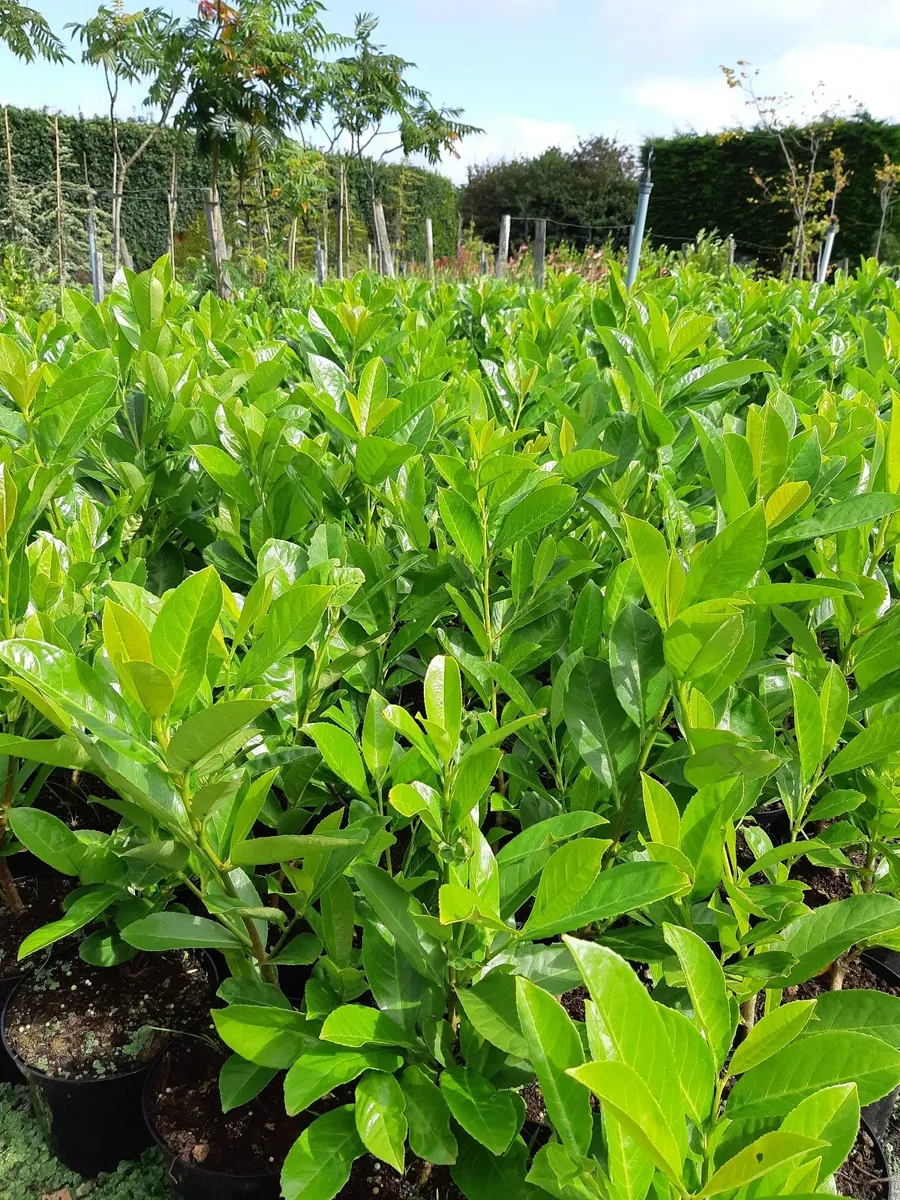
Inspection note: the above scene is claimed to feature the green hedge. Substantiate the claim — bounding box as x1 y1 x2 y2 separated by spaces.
644 114 900 267
1 106 460 269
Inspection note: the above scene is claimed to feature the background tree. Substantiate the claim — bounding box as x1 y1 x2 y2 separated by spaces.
461 136 637 251
69 2 186 270
0 0 66 62
874 154 900 261
312 12 479 270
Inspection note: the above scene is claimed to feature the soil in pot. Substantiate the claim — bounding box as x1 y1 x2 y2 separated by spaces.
0 874 72 1084
4 948 215 1080
2 948 216 1178
836 1123 890 1200
146 1038 304 1198
34 768 122 836
343 1156 464 1200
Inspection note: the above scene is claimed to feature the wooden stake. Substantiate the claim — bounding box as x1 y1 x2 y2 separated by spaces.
534 218 547 288
367 242 373 271
343 166 351 272
337 160 344 280
3 107 15 241
94 250 104 302
425 216 434 282
288 215 298 271
321 196 328 278
726 234 735 269
167 150 178 273
203 186 224 298
53 117 65 300
495 214 510 278
373 201 395 277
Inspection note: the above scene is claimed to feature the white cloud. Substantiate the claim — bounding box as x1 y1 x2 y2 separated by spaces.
438 115 580 183
631 42 900 136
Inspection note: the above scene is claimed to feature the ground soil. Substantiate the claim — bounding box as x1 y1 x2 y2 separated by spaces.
34 770 121 835
343 1156 464 1200
0 875 71 981
148 1039 301 1176
751 955 897 1023
837 1126 889 1200
5 949 214 1080
559 986 588 1022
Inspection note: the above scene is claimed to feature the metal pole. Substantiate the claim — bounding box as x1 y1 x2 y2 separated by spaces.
93 250 104 301
816 221 838 284
86 208 99 303
425 217 434 282
495 214 511 278
726 235 735 269
625 156 653 292
534 218 547 288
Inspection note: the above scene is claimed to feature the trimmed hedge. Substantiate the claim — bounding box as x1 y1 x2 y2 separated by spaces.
2 106 460 269
644 114 900 267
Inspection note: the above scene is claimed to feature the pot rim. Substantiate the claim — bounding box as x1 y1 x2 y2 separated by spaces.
1 947 218 1086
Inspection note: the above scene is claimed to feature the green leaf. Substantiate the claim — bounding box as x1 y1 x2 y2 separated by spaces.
193 443 258 510
320 1004 419 1050
121 660 174 719
237 583 333 687
457 970 527 1059
525 860 687 938
438 490 483 568
304 722 369 798
663 923 733 1070
229 831 362 867
167 700 270 772
813 988 900 1047
827 713 900 776
352 863 445 986
778 1084 860 1182
281 1107 363 1200
657 1004 716 1127
791 674 824 786
220 1056 277 1114
362 691 394 785
700 1131 825 1196
494 484 577 551
772 894 900 986
149 566 222 715
401 1066 457 1165
356 437 416 485
212 1004 317 1068
515 977 591 1156
425 654 462 750
727 1029 900 1118
681 504 767 608
122 912 245 952
664 604 744 682
642 774 681 847
564 657 640 800
773 492 900 541
452 1134 530 1200
623 515 669 626
439 1067 522 1156
355 1070 407 1173
8 807 80 875
0 639 144 757
284 1046 403 1116
568 1060 685 1187
609 603 668 728
729 1001 816 1076
745 579 863 603
0 734 89 770
17 885 119 960
522 838 606 939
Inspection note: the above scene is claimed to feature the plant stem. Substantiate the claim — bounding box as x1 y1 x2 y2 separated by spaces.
0 755 22 913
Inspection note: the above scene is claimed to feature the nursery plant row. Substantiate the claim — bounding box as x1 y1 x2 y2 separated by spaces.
1 256 900 1200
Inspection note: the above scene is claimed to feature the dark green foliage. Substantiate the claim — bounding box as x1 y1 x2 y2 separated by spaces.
2 106 460 268
460 137 637 250
0 1082 168 1198
646 113 900 266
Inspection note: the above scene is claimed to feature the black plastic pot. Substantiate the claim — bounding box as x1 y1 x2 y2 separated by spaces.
0 951 217 1178
860 1116 892 1200
859 953 900 1142
143 1047 283 1200
0 974 22 1083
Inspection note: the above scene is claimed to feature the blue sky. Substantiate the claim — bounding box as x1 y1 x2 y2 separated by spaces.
2 0 899 182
